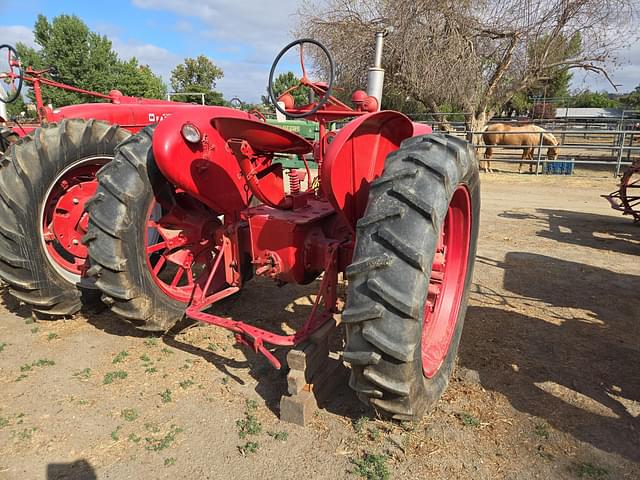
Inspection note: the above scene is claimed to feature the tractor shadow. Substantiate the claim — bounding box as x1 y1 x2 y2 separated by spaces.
499 208 640 256
84 276 360 419
460 252 640 462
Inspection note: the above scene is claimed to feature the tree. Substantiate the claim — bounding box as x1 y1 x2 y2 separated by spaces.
170 56 224 105
568 90 621 108
297 0 637 131
16 14 166 107
621 85 640 109
261 71 310 106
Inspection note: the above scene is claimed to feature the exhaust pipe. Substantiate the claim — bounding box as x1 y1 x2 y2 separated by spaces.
366 29 389 109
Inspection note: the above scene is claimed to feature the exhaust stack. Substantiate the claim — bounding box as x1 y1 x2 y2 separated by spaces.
367 30 388 110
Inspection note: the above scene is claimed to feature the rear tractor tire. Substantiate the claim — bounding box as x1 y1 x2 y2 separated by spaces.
0 118 130 317
343 133 480 420
84 125 220 331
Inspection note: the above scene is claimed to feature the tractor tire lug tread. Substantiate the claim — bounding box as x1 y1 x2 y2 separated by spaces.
344 133 480 420
0 119 129 317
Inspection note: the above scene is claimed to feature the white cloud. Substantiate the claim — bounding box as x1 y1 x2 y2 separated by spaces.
131 0 301 101
0 25 37 49
570 40 640 93
110 38 181 87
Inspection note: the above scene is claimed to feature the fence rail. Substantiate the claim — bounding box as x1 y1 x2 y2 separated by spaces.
440 127 640 176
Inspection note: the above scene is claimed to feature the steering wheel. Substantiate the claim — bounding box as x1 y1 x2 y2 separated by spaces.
0 45 23 104
268 38 335 119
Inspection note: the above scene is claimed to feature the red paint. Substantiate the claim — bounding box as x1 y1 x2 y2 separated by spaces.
42 161 104 275
421 186 472 378
321 111 414 231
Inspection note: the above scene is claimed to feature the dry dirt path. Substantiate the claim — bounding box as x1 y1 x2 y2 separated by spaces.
0 173 638 480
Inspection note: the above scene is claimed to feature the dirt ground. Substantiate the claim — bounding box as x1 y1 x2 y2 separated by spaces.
0 172 638 480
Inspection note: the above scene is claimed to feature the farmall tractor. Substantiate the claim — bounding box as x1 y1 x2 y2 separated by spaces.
0 44 207 316
83 36 480 419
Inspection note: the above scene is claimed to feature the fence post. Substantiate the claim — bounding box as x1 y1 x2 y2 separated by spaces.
535 131 544 175
615 131 626 177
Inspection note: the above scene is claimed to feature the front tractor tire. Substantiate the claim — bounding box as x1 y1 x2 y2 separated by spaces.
0 119 130 317
84 126 218 331
343 134 480 420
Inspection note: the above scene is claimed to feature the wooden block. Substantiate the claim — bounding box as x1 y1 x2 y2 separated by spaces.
286 341 312 371
280 391 317 426
287 369 308 395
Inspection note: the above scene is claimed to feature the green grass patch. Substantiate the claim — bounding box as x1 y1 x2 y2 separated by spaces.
111 426 122 441
164 457 176 466
573 462 609 479
267 430 288 441
0 417 9 428
0 342 6 352
534 422 550 439
30 327 39 334
353 416 369 434
144 338 158 347
144 425 183 452
456 411 480 427
103 370 128 385
352 453 390 480
238 441 259 456
112 351 129 364
24 317 35 325
159 389 172 403
140 353 151 362
73 368 92 380
47 333 59 341
21 359 55 373
121 408 139 422
145 366 158 374
128 433 141 443
179 379 194 389
161 347 173 355
15 374 28 382
17 427 37 441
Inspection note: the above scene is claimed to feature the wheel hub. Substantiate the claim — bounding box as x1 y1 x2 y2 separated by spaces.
421 185 472 378
41 160 105 278
145 200 221 303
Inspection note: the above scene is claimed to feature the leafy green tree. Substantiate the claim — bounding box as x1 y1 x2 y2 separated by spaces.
261 71 310 106
621 85 640 109
170 56 224 105
16 14 166 107
568 90 621 108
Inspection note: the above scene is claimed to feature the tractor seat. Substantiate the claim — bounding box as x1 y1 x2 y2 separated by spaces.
212 116 313 155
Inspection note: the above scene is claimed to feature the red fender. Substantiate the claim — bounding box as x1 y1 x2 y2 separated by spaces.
321 111 427 231
152 106 255 215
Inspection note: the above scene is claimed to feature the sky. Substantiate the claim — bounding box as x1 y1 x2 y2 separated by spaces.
0 0 639 103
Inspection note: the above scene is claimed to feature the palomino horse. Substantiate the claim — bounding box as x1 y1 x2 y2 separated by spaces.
482 123 559 173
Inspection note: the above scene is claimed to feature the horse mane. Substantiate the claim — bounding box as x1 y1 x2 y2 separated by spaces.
542 132 558 146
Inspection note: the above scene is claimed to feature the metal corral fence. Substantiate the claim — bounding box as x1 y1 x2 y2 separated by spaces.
407 112 640 176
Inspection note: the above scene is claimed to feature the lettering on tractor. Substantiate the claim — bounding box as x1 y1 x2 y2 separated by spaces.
0 34 480 421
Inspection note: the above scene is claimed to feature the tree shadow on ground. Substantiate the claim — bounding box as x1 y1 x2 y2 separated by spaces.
460 252 640 462
499 208 639 256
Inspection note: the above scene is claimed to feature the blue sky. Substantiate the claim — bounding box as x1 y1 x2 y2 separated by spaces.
0 0 638 103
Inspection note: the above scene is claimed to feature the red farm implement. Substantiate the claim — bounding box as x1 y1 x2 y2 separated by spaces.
0 44 205 316
80 35 481 420
604 160 640 223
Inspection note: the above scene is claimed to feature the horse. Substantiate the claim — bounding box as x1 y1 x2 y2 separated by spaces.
481 123 559 173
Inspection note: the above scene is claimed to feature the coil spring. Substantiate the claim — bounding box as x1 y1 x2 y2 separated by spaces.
288 169 301 194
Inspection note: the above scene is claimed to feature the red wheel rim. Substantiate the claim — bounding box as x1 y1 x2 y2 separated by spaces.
144 195 220 303
620 164 640 222
40 157 107 281
421 185 472 378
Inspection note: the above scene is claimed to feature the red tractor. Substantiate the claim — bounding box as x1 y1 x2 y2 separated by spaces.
81 36 480 419
0 44 204 316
